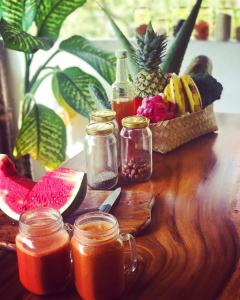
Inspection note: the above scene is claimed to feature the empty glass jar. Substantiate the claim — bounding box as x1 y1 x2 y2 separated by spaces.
91 109 120 167
85 122 118 189
91 109 118 136
120 116 152 182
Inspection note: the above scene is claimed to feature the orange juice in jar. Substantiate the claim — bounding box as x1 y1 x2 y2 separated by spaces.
15 207 71 295
71 212 137 300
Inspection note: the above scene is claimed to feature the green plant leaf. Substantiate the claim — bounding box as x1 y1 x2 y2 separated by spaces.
14 104 66 170
35 0 86 40
100 5 139 79
89 83 111 109
0 19 53 53
22 0 40 31
0 0 37 30
60 35 116 85
52 75 77 118
21 93 35 120
55 67 105 118
0 0 24 27
161 0 202 74
0 5 2 19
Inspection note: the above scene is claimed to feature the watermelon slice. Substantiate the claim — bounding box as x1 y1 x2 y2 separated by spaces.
0 155 87 220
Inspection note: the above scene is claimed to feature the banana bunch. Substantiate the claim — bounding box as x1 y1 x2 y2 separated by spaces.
164 74 202 115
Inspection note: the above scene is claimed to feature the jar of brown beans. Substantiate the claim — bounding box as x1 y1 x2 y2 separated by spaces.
120 116 152 182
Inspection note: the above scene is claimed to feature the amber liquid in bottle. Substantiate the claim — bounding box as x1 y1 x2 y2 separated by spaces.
112 50 134 129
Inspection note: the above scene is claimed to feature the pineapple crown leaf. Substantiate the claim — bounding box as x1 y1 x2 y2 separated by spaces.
135 23 167 70
144 22 155 44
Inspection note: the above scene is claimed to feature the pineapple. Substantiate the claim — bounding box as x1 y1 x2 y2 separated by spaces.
134 22 169 98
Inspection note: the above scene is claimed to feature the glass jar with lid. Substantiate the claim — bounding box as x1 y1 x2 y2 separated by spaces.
91 109 120 167
71 211 137 300
91 109 118 136
120 116 152 182
85 122 118 189
15 207 71 295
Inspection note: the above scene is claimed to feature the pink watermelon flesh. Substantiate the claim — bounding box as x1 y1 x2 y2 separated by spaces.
0 155 87 220
24 168 86 214
0 155 36 215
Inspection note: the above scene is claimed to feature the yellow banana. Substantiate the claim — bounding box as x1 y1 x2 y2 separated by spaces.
164 83 174 103
164 83 171 101
181 75 202 113
170 74 189 115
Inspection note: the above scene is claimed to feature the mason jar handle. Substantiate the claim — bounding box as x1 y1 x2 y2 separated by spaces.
120 233 137 274
64 222 74 236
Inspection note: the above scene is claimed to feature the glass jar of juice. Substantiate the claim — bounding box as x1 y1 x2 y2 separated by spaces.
112 49 135 130
121 116 152 182
85 122 118 190
15 207 71 295
71 212 137 300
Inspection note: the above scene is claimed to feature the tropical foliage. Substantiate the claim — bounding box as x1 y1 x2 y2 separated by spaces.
0 0 114 169
0 0 202 169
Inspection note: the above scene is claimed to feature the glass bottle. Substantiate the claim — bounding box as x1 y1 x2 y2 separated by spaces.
15 207 71 295
112 49 135 130
71 211 137 300
90 109 120 167
85 122 118 189
121 116 152 182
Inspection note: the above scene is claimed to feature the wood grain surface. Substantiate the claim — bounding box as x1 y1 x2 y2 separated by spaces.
80 190 155 235
1 113 240 300
0 190 154 251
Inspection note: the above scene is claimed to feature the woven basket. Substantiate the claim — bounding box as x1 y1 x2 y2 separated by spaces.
149 104 218 153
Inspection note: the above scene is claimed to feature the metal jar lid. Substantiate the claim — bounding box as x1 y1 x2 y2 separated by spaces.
91 109 116 122
86 122 114 136
122 116 150 129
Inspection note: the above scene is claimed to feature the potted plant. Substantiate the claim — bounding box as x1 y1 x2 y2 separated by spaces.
0 0 116 172
0 0 202 173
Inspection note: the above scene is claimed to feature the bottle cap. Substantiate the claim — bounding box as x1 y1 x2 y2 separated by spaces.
115 49 127 59
86 122 114 136
91 109 116 122
122 116 150 129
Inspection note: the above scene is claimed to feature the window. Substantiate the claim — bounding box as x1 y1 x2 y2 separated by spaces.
60 0 239 39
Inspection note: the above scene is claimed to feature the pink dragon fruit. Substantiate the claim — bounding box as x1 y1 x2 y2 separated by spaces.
137 95 176 123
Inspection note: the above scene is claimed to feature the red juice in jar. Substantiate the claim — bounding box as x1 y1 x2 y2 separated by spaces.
71 212 137 300
112 97 134 129
15 207 71 295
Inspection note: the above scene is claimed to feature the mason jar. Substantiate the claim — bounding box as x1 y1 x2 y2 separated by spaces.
90 109 120 167
121 116 152 182
15 207 71 295
71 211 137 300
85 122 118 189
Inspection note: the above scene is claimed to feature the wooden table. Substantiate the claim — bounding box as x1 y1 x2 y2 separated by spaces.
1 113 240 300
